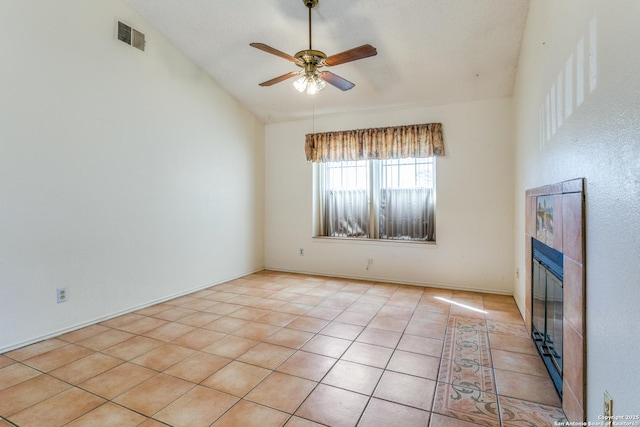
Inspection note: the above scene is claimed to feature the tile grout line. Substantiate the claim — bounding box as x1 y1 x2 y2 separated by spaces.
352 297 427 427
486 327 505 427
277 283 408 426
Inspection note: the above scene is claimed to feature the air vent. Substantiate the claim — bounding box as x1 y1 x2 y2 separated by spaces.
117 21 145 51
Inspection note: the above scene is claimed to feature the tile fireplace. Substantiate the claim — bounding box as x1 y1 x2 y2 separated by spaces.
525 178 585 422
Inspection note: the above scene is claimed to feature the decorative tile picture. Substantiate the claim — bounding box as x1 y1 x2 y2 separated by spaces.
536 195 554 245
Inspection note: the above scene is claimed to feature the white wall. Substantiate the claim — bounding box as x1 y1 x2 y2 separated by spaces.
265 98 514 294
512 0 640 419
0 1 264 351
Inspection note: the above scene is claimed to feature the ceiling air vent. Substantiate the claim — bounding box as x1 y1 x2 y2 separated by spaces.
117 21 145 51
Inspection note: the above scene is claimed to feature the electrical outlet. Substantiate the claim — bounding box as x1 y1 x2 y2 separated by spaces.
516 268 520 278
299 248 304 256
604 390 613 426
56 287 68 304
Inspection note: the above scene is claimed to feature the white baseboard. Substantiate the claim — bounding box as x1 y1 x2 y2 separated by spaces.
265 267 513 296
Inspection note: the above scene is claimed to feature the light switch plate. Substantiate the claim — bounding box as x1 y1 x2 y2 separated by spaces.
604 390 613 427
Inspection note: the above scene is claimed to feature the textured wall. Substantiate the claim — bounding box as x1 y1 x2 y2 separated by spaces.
0 0 265 351
512 0 640 420
265 98 515 294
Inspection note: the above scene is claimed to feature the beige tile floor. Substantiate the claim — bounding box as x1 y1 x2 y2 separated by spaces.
0 271 567 426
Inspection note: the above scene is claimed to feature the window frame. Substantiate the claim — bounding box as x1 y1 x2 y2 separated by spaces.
313 157 437 243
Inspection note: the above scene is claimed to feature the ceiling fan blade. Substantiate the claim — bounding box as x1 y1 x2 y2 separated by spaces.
319 71 355 91
324 44 377 66
250 43 299 63
258 71 300 87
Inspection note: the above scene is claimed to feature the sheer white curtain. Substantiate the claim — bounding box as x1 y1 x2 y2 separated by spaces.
323 188 434 240
379 188 434 240
324 189 370 237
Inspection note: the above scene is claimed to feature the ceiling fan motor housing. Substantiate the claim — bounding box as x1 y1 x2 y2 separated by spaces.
295 50 327 69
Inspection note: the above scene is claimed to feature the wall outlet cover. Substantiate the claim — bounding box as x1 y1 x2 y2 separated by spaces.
57 287 68 303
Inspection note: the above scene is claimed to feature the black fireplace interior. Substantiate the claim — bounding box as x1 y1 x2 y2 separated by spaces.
531 238 563 397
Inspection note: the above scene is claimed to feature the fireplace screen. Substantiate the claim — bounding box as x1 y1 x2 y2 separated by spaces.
531 238 563 397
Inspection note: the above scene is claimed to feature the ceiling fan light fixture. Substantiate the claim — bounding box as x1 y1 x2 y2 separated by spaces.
294 71 326 94
251 0 376 93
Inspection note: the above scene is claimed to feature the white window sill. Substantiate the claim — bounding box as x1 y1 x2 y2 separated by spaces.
312 236 437 248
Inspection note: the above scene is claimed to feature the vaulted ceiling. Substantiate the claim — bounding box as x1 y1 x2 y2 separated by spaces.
126 0 529 123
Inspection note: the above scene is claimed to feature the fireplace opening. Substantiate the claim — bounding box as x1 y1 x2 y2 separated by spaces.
531 238 563 397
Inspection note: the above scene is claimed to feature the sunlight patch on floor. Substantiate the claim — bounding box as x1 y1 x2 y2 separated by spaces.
433 296 488 314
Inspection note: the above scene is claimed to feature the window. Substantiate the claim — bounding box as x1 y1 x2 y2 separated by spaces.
306 122 444 241
319 157 436 241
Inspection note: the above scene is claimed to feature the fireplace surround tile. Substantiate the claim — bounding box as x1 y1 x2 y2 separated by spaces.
562 320 584 405
528 196 537 237
524 241 532 336
525 196 534 236
551 194 564 252
563 258 584 333
562 379 584 424
562 193 584 264
548 183 563 195
562 178 584 194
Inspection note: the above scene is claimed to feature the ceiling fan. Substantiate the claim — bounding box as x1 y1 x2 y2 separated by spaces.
250 0 377 94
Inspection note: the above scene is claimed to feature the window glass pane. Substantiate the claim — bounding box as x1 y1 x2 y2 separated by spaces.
326 160 368 190
381 158 433 189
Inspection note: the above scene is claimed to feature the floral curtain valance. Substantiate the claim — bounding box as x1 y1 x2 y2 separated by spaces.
304 122 444 163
